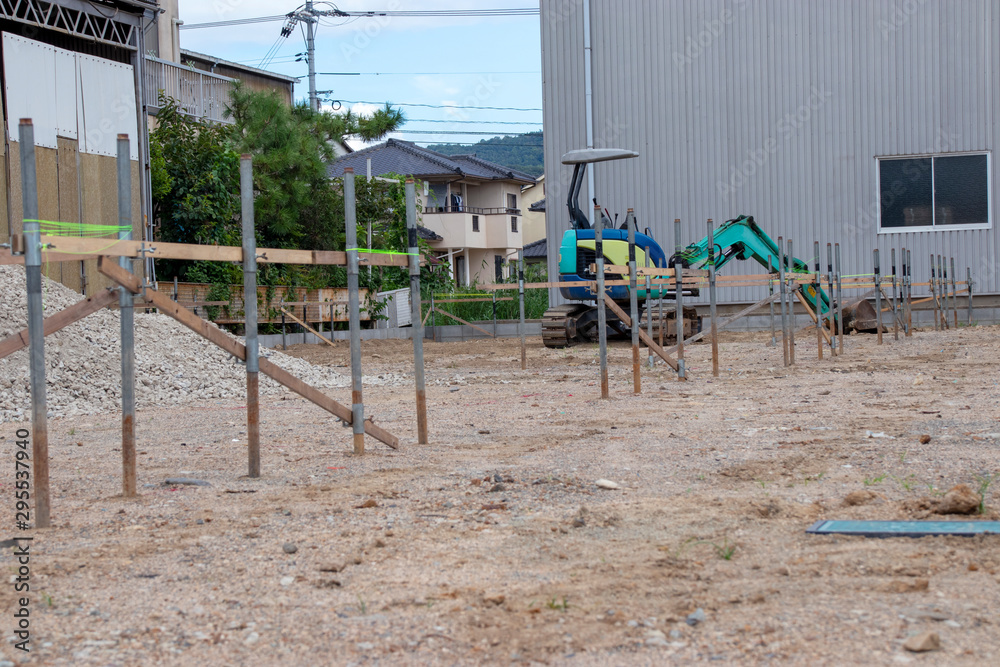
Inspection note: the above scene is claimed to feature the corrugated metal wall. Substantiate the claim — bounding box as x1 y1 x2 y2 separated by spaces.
541 0 999 305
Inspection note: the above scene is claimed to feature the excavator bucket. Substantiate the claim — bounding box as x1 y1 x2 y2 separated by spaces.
840 299 881 332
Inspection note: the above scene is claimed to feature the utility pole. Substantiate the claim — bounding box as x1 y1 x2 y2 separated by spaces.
305 0 318 112
281 2 346 111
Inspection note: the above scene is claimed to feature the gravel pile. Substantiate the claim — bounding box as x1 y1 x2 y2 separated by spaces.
0 266 406 422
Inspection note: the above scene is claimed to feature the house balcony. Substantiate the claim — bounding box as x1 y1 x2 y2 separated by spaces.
421 209 522 250
424 205 521 216
144 56 235 125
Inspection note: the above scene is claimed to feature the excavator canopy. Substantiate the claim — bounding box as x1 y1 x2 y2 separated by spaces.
561 148 639 165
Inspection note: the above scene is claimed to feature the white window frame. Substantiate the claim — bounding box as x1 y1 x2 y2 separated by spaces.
876 151 992 234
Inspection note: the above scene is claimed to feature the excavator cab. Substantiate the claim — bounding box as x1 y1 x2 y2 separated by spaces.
543 149 701 348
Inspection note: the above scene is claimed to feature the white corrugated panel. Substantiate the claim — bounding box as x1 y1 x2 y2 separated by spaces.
54 49 78 140
3 32 59 148
77 54 139 160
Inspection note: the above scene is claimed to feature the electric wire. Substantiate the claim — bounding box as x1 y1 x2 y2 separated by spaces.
180 8 539 30
338 100 541 111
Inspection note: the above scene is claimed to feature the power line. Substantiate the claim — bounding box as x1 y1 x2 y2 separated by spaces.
338 99 541 112
393 130 536 136
180 7 539 30
319 71 540 76
411 142 543 147
406 119 541 126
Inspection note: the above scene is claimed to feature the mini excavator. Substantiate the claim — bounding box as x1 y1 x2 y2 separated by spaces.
541 148 880 348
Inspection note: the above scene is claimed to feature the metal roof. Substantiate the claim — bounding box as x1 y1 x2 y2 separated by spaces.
180 49 300 84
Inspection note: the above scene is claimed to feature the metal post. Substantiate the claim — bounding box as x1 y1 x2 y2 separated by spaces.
787 239 795 365
930 254 939 330
657 258 665 348
674 219 686 381
117 135 137 497
768 254 776 347
431 293 437 342
938 255 947 330
627 210 640 394
814 241 823 360
908 248 915 335
173 276 178 302
305 0 319 111
966 266 973 326
874 249 882 345
405 179 428 444
596 204 609 397
21 120 50 528
950 257 958 329
826 243 836 354
344 168 365 455
890 248 900 340
708 219 719 377
836 243 844 356
241 154 260 477
518 250 527 370
492 291 497 338
281 308 287 350
777 237 789 366
645 246 653 369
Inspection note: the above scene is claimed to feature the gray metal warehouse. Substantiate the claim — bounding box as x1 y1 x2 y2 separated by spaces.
540 0 998 322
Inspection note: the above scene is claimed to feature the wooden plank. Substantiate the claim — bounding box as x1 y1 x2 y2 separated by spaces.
431 305 495 338
662 291 782 355
603 294 679 371
794 290 834 346
434 297 513 304
97 257 399 450
26 235 411 267
0 288 118 360
280 307 336 348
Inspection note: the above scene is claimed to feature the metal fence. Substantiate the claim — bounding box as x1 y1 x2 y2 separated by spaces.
144 56 235 124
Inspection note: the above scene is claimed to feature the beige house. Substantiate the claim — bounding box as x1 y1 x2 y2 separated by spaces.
520 175 547 245
330 139 535 286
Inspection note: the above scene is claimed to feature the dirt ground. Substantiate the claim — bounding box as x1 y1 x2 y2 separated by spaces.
2 325 1000 666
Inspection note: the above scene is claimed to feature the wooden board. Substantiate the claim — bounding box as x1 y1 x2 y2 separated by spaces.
24 235 412 268
280 307 336 348
602 295 679 371
0 288 118 360
97 257 399 450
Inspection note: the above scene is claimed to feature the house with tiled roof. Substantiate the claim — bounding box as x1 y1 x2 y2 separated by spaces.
330 139 535 286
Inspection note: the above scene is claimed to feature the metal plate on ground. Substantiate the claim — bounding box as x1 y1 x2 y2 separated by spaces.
807 520 1000 538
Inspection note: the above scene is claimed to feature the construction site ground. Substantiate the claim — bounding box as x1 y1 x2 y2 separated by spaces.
3 325 1000 666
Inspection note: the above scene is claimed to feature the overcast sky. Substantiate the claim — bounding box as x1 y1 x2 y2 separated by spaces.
178 1 543 149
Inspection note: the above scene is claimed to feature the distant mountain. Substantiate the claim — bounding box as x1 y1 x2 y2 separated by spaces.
427 131 543 178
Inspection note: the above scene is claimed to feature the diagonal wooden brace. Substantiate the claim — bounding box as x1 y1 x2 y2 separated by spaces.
603 294 679 371
97 257 399 450
0 288 119 360
279 307 336 348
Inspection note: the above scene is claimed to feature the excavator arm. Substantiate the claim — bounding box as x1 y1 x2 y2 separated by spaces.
668 215 831 315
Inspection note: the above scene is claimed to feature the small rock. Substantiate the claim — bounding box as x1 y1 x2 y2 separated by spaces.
493 473 503 483
483 593 506 606
818 390 831 396
934 484 979 515
571 517 586 528
669 629 683 639
903 630 940 653
595 479 620 490
374 539 386 548
470 478 482 486
450 387 460 393
244 631 260 645
685 608 706 626
279 576 294 586
356 499 378 509
844 490 878 506
919 434 931 444
488 483 506 493
282 543 298 554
